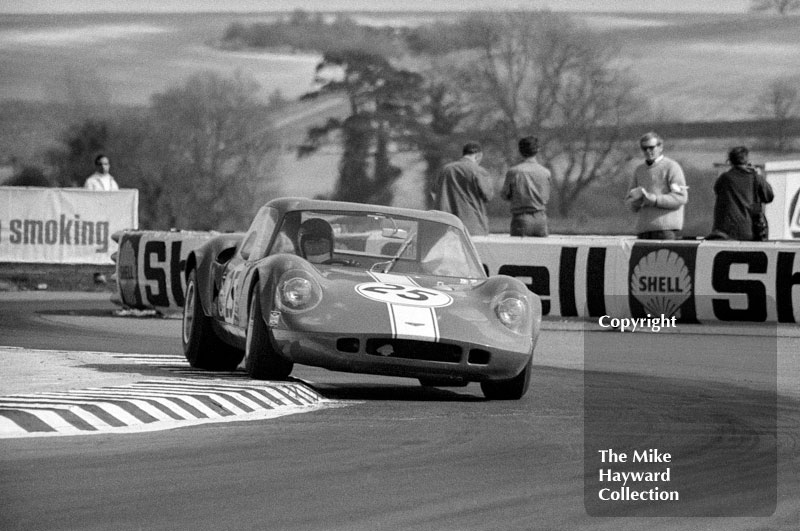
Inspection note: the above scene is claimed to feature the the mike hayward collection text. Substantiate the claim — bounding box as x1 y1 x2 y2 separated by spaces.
596 448 679 502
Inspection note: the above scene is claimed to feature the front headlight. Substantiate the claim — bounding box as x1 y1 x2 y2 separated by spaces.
276 270 322 313
492 292 529 333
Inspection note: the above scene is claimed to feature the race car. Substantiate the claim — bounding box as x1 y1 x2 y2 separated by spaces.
182 197 541 399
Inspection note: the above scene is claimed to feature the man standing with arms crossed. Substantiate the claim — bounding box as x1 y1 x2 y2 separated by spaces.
626 132 688 240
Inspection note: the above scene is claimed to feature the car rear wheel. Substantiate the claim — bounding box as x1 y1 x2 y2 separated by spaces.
480 357 532 400
245 289 293 380
182 269 243 371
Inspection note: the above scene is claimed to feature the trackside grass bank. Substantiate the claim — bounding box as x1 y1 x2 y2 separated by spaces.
0 263 116 292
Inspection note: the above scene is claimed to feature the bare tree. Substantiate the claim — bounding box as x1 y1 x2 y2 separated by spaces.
753 76 800 152
146 71 279 230
453 12 645 216
46 119 110 187
750 0 800 15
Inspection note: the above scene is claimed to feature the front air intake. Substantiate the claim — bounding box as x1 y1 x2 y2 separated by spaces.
468 349 491 365
336 338 360 353
365 339 461 363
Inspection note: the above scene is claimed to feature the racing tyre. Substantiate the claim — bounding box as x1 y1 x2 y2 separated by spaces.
480 357 532 400
182 269 243 371
245 289 293 380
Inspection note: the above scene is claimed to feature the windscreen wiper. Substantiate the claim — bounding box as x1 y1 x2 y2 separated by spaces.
382 232 416 274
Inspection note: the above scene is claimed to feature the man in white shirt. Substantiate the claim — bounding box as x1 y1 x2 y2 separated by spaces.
84 154 119 191
83 154 119 285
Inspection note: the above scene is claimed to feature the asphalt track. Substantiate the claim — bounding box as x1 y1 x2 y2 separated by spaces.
0 293 798 531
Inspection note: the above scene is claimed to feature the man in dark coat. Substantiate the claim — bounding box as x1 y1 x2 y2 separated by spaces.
432 141 494 236
709 146 774 241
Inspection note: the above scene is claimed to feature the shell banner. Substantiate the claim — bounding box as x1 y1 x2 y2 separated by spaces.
628 243 698 323
111 231 800 323
474 235 799 324
474 235 628 320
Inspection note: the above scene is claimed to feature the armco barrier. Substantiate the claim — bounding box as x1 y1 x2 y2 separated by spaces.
473 235 631 320
111 231 800 324
112 230 218 313
474 235 800 324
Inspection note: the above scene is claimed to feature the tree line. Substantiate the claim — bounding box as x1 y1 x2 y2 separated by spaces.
31 72 280 231
7 8 800 231
291 10 799 216
293 11 646 217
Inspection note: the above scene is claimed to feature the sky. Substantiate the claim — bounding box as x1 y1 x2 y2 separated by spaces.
0 0 754 14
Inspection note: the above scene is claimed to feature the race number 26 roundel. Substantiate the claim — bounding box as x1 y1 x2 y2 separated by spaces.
355 282 453 308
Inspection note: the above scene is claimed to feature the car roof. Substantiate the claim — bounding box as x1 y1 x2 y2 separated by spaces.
264 197 466 229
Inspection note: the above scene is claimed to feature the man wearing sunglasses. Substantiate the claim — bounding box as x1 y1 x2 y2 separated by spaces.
625 132 688 240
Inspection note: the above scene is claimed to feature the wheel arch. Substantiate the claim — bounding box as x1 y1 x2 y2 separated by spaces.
184 249 215 317
185 235 243 318
246 269 263 320
184 252 198 282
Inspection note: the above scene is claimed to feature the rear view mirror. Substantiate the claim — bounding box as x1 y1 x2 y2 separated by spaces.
381 227 408 239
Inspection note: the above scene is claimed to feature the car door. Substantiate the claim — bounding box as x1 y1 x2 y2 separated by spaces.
230 207 280 335
214 208 271 335
216 240 248 331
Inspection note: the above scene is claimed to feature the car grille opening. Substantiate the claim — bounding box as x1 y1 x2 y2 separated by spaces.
336 338 360 353
468 348 491 365
365 338 462 363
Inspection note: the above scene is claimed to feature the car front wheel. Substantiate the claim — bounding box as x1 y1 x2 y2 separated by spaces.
480 357 532 400
244 288 293 380
182 269 243 371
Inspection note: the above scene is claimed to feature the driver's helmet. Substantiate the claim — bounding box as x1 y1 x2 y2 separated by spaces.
297 218 334 264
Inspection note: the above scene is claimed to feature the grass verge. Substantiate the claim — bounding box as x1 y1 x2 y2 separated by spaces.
0 263 117 292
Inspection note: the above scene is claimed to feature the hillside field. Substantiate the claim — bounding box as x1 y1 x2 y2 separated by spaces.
1 10 799 236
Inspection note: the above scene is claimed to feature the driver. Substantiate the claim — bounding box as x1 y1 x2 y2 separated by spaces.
297 218 334 264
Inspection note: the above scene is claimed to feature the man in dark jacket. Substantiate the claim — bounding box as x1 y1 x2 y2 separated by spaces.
432 141 494 236
709 146 774 241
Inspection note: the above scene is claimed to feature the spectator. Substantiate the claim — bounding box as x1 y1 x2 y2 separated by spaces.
625 132 688 240
707 146 774 241
83 154 119 285
432 141 494 236
84 154 119 191
501 135 551 237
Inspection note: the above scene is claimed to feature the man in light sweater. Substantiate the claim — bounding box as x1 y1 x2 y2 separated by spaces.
625 132 688 240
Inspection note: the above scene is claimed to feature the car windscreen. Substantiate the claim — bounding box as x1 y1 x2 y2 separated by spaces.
269 210 485 279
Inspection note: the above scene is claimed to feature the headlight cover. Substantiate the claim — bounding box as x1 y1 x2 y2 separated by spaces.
276 270 322 313
492 292 529 333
